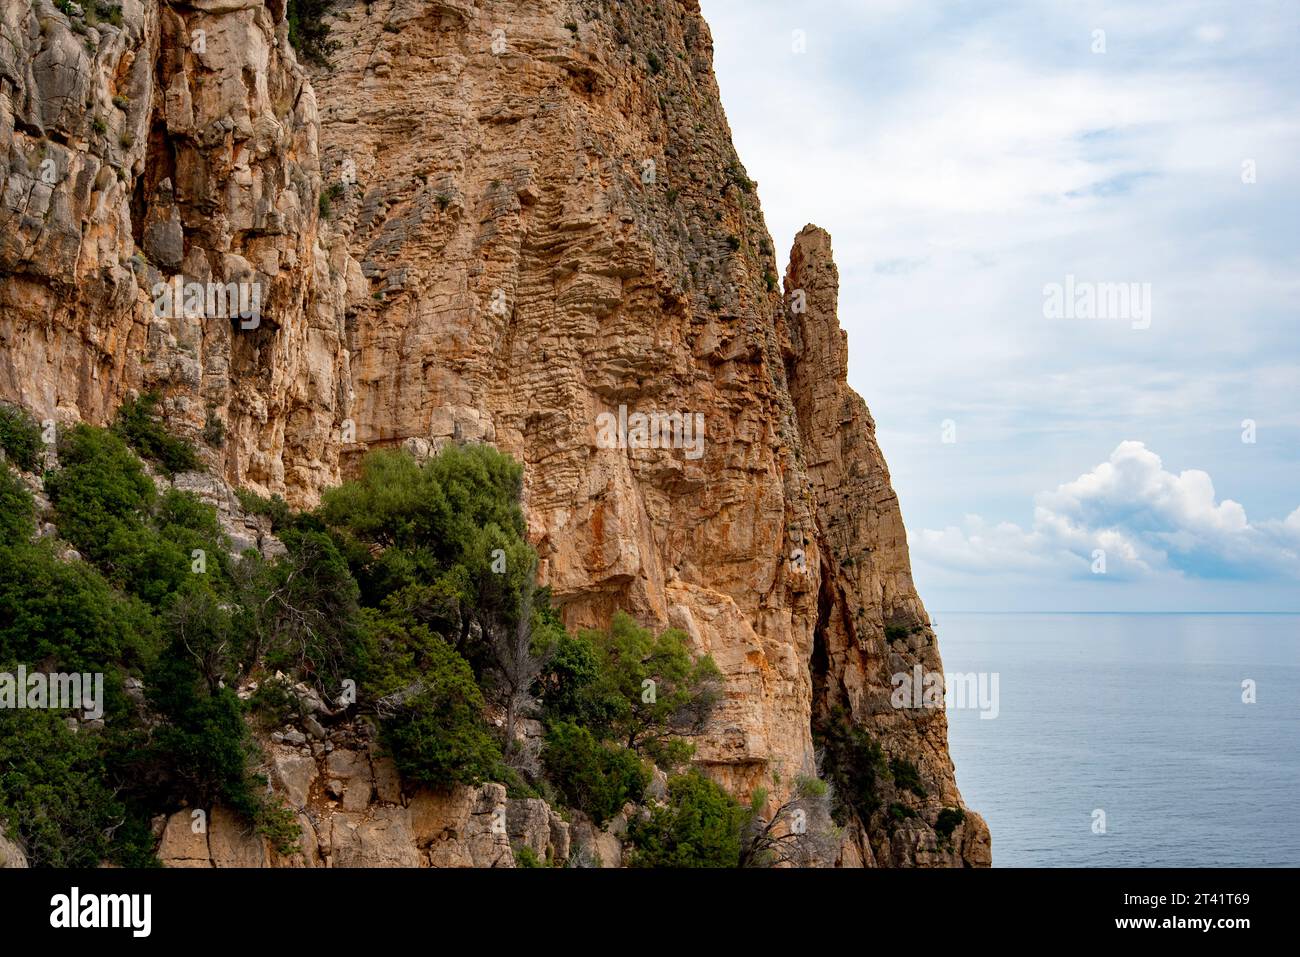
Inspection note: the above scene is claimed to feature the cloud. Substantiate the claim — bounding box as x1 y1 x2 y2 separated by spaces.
700 0 1300 608
913 442 1300 582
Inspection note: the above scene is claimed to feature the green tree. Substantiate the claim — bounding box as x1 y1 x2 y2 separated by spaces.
535 629 621 732
370 616 501 789
582 612 721 764
625 770 747 868
0 465 34 545
738 775 839 867
287 0 337 65
542 720 650 826
321 445 533 674
234 528 361 688
0 402 43 472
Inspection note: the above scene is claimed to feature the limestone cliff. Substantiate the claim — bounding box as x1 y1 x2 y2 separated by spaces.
0 0 988 866
0 0 352 497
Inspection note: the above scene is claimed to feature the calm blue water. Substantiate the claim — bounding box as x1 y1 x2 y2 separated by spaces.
938 613 1300 867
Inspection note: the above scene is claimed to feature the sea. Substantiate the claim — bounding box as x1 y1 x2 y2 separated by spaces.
938 613 1300 867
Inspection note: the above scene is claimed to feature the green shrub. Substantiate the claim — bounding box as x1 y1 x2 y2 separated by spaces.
47 426 225 607
288 0 337 65
202 409 225 448
235 488 293 531
542 720 649 826
94 2 123 27
935 806 966 841
815 707 888 824
515 845 544 868
318 182 345 219
112 392 199 475
726 162 756 193
0 540 157 678
885 622 910 643
889 756 927 798
47 424 151 543
247 675 303 731
0 402 43 472
254 800 303 855
0 707 148 867
625 771 747 868
372 618 501 789
0 466 34 546
888 802 917 822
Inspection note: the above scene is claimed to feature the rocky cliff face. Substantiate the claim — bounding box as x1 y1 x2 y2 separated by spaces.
0 0 988 866
1 0 352 498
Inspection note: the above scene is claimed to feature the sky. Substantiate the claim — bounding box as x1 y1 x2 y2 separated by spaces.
700 0 1300 611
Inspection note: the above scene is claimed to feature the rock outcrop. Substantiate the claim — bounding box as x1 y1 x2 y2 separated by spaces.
0 822 27 868
157 739 585 868
1 0 988 866
783 225 990 866
1 0 353 501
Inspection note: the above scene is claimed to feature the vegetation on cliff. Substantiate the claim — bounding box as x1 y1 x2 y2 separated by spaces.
286 0 336 65
1 403 782 866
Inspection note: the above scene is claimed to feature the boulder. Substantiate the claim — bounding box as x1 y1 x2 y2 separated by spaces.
329 809 421 868
158 810 211 867
0 824 28 868
270 749 318 809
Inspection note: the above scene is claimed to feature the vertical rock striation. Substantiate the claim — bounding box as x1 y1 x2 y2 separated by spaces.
0 0 353 501
0 0 987 865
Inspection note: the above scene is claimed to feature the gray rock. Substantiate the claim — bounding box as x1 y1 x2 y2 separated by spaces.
143 206 184 273
269 750 317 809
0 824 28 869
507 797 551 859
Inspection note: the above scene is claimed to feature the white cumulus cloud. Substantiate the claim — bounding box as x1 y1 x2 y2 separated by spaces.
913 442 1300 582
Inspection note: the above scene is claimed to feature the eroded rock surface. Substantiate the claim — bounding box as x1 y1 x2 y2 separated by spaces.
2 0 987 866
1 0 354 502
